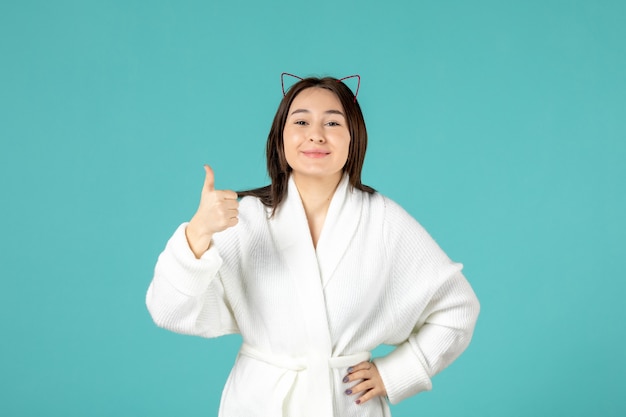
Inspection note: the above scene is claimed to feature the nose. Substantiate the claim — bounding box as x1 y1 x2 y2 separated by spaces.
308 126 326 143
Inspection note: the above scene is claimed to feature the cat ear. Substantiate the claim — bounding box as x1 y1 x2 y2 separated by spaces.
281 72 303 96
337 75 361 102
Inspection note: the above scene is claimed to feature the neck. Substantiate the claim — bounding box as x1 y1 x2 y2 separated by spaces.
291 172 343 248
292 172 342 214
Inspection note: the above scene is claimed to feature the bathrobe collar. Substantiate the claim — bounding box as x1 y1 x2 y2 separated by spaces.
271 174 364 288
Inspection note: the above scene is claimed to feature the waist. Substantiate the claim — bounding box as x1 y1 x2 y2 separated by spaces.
239 342 371 371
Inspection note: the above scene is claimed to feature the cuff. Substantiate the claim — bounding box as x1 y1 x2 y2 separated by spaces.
373 341 432 404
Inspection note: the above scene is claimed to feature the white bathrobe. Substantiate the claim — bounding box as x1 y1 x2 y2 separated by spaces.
146 175 480 417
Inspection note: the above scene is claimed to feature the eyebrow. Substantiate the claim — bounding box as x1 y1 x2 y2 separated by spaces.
290 109 346 117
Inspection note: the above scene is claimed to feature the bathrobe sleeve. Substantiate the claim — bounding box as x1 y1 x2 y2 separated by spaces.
146 223 239 338
372 198 480 404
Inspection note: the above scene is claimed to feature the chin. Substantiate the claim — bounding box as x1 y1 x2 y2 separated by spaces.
293 170 343 181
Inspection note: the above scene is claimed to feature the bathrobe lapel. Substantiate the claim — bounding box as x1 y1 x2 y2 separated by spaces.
316 175 363 288
268 175 361 416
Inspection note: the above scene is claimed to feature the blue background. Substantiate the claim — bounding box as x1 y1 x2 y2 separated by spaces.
1 1 625 416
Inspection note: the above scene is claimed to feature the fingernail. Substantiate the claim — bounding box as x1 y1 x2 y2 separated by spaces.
345 389 352 395
356 399 361 405
347 367 354 373
342 376 349 383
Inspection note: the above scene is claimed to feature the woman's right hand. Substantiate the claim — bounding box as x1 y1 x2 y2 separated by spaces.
186 165 239 258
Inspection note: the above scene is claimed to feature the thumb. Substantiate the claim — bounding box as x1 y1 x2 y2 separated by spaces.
203 164 215 191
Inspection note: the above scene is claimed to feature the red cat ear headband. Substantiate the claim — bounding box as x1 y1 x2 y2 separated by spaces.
281 72 361 102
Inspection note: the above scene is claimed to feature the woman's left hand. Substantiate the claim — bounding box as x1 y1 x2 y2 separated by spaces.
342 361 387 405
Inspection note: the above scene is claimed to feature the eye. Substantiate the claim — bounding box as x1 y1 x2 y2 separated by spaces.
326 121 341 127
294 120 308 126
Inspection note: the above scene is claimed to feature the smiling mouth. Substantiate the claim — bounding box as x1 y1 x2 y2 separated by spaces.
302 151 330 158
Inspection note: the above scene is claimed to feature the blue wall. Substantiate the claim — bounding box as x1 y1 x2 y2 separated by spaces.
1 1 624 416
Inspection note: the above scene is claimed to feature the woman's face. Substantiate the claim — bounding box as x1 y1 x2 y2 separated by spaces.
283 87 351 184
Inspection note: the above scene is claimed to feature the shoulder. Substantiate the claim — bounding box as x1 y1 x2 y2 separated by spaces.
381 195 424 231
237 195 271 220
368 192 449 262
356 190 428 241
352 188 410 224
239 194 268 211
362 190 422 231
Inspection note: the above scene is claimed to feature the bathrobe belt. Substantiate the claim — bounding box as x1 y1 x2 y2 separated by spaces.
239 343 371 415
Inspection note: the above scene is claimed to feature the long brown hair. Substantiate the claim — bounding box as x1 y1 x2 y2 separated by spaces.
238 76 374 211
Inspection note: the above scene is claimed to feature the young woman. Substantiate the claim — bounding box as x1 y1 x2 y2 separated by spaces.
146 75 480 417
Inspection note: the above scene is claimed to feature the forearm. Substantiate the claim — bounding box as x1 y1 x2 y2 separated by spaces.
186 217 214 259
146 223 237 337
374 272 480 404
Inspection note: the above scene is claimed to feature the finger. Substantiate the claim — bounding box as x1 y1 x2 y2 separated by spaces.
214 207 238 221
203 165 215 192
225 208 239 219
221 199 239 209
347 361 372 374
214 213 239 231
218 190 239 200
355 386 384 405
345 379 375 396
344 369 372 383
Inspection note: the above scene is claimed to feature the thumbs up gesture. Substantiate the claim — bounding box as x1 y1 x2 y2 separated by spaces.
186 165 239 258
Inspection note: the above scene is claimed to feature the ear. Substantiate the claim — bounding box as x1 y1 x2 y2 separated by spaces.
281 72 303 96
337 75 361 102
